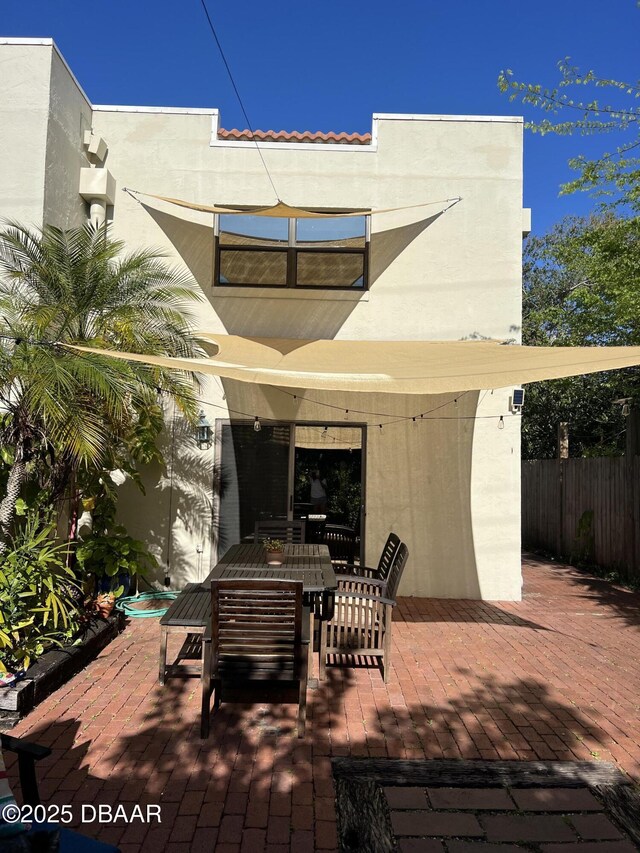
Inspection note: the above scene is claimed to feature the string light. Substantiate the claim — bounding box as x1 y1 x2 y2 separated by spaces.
253 416 261 432
498 416 505 430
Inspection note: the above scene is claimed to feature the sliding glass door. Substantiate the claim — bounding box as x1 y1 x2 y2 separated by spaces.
217 422 292 556
216 421 365 562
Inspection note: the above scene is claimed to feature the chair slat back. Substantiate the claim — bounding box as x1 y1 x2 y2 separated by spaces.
254 520 306 544
331 592 384 652
385 543 409 601
377 532 401 580
211 580 303 678
322 524 357 563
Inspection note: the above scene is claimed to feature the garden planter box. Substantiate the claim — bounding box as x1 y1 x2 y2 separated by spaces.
0 612 124 715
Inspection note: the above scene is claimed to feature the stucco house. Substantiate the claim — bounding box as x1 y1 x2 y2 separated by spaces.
0 38 531 601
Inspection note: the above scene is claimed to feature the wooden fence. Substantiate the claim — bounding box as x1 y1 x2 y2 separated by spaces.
522 456 640 581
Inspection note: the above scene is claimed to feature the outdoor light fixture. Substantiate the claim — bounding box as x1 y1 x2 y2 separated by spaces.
614 397 632 417
510 388 525 413
196 410 213 449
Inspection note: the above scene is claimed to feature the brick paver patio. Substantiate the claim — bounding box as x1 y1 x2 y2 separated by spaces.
4 554 640 851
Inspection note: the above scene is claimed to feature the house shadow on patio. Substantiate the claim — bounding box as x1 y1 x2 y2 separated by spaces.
396 597 550 631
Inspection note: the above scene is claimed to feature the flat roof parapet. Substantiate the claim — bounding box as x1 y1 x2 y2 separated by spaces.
217 128 372 145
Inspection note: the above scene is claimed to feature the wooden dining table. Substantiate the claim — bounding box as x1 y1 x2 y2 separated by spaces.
207 542 336 616
159 543 336 683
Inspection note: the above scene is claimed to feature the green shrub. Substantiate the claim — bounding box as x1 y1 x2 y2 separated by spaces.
0 513 82 673
75 526 157 596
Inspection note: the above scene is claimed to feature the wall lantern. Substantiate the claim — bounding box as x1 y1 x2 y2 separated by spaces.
196 410 213 450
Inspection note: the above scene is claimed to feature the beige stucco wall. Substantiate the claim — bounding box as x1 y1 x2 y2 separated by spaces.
0 42 51 226
0 39 524 600
0 41 91 228
43 48 92 228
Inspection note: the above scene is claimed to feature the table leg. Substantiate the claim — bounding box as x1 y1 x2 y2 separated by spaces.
201 638 212 739
159 626 168 685
308 612 315 677
319 618 327 681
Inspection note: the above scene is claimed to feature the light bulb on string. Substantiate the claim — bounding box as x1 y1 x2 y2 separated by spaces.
254 416 262 433
498 416 505 430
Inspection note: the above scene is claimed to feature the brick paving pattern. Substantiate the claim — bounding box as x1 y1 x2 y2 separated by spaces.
3 554 640 851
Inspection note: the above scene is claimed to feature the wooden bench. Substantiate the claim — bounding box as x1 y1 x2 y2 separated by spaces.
158 583 210 684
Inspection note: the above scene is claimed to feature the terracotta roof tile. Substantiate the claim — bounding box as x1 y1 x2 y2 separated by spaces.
218 128 372 145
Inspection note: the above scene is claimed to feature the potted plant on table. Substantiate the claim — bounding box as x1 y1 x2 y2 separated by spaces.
262 538 285 566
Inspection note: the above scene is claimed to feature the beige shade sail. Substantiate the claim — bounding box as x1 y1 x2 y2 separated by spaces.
125 189 461 219
66 333 640 395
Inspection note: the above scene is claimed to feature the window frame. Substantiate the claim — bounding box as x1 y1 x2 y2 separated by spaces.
213 212 370 290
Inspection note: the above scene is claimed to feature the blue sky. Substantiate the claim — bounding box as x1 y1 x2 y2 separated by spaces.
3 0 639 235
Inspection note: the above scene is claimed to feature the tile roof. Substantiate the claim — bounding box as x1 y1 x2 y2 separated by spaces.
218 127 372 145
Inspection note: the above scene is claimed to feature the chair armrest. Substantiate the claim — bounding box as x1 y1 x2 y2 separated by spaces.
1 734 51 808
1 734 51 762
336 574 386 589
333 590 396 608
337 563 382 580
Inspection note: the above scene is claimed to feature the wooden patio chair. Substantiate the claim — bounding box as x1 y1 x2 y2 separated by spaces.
254 519 306 544
319 543 409 683
1 733 120 851
321 523 357 565
338 531 401 587
201 580 309 739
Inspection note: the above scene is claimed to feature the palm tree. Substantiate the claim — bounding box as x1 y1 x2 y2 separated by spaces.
0 221 203 549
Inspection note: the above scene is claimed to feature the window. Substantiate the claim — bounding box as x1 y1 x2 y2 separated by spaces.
215 213 369 289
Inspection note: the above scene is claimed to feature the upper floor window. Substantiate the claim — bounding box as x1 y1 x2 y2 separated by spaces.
214 213 369 289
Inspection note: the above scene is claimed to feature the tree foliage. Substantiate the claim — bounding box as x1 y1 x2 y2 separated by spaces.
522 214 640 458
499 59 640 210
0 222 204 546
